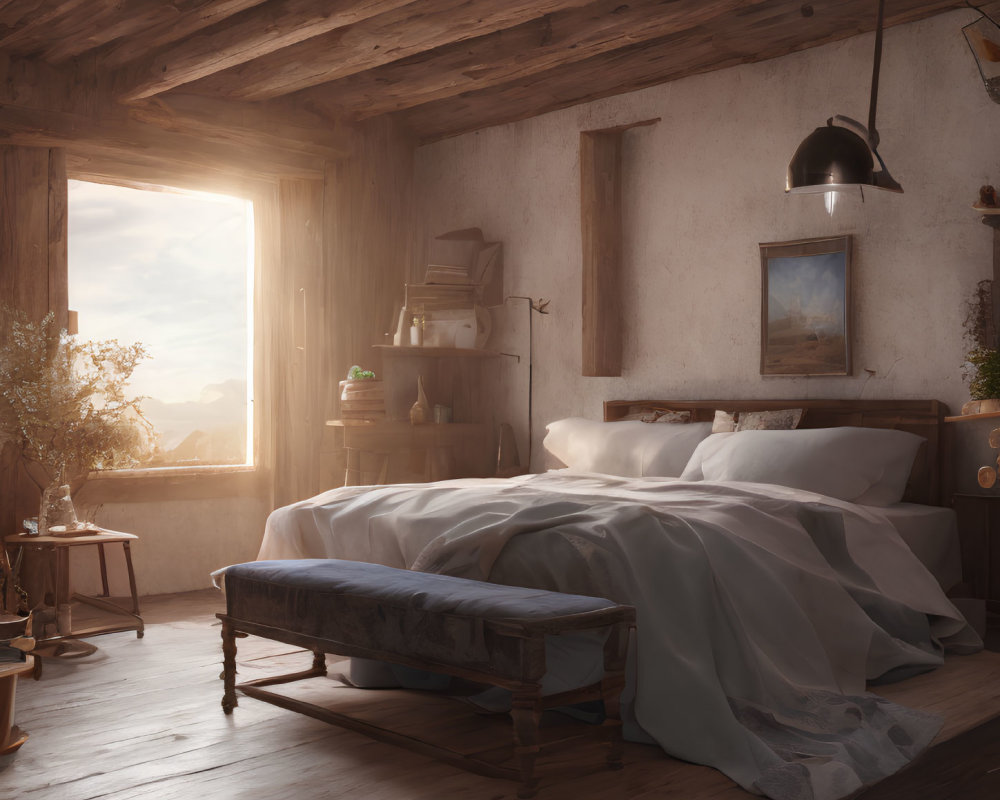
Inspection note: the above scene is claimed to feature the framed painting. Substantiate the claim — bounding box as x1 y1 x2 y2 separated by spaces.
759 235 852 376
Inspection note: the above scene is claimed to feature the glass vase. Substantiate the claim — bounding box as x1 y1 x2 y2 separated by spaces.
37 483 78 536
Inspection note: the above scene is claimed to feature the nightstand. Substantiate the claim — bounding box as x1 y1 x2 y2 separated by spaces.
952 494 1000 614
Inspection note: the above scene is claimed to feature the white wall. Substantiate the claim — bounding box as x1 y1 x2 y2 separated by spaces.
415 10 1000 472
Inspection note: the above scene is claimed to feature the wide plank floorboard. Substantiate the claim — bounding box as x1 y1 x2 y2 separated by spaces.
1 590 998 799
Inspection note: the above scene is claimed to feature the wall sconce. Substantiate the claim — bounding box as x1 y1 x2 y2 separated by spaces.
963 4 1000 104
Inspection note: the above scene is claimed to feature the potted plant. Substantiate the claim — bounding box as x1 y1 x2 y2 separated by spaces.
0 310 154 535
961 280 1000 414
339 365 385 423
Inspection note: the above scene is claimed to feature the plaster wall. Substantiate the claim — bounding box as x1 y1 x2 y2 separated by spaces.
414 10 1000 480
67 497 267 597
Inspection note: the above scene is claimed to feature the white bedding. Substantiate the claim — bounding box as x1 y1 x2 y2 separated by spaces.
256 472 981 800
867 504 961 592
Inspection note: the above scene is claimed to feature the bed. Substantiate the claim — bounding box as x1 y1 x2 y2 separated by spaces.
251 398 981 800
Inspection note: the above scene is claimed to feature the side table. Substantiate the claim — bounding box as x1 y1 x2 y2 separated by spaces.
4 529 144 656
0 655 34 755
952 494 1000 615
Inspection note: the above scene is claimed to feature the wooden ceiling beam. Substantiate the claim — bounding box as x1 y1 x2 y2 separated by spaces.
319 0 763 120
398 0 964 142
116 0 420 102
47 0 270 65
0 0 88 49
126 94 349 161
0 102 328 180
184 0 597 101
65 151 280 199
0 58 346 182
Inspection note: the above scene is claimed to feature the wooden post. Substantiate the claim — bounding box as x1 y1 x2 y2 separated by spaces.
580 129 623 377
0 145 68 540
579 119 658 377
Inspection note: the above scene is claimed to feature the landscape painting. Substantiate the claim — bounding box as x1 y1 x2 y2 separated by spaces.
760 235 852 376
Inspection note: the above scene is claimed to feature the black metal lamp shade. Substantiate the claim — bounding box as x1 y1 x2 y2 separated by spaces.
786 118 903 194
786 124 874 193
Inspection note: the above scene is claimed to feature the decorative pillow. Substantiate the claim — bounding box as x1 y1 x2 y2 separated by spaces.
652 410 692 424
678 426 925 506
712 410 737 433
735 408 804 431
618 407 692 423
543 418 713 478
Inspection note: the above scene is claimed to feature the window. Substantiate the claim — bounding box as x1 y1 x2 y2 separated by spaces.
67 180 254 469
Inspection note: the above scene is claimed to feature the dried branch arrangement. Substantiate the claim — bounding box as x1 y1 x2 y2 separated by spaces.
0 309 154 491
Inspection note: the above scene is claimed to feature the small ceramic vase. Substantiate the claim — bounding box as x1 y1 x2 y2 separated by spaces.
409 375 429 425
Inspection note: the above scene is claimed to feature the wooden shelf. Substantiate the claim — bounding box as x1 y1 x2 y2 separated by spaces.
945 412 1000 423
375 345 499 358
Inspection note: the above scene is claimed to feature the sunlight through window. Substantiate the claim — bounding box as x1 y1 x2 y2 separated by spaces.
68 180 254 468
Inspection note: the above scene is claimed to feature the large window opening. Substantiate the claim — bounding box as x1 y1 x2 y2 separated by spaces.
68 180 254 469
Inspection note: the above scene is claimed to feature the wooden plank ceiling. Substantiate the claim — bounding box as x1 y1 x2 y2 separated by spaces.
0 0 966 175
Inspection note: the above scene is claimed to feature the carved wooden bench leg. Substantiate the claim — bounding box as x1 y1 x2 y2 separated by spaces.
221 619 238 714
511 691 541 799
602 674 626 770
602 619 631 770
312 648 326 675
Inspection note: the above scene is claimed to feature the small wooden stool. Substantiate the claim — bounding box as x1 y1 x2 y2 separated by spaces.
4 529 143 672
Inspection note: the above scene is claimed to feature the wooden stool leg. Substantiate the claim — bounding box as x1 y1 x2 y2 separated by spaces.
344 448 361 486
54 548 71 636
121 542 143 639
511 692 541 799
221 620 238 714
97 543 110 597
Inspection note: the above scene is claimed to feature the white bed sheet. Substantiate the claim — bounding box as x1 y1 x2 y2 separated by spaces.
868 503 961 592
254 472 981 800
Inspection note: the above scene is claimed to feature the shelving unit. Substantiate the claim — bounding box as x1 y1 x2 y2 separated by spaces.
944 410 1000 423
373 345 499 359
325 343 503 486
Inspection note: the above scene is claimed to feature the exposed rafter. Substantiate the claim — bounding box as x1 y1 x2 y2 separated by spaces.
305 0 760 120
0 0 969 162
116 0 419 101
180 0 596 101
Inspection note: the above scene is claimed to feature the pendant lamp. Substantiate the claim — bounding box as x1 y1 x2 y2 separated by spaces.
786 0 903 194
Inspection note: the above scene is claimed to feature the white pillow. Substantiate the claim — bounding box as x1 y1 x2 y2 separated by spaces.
543 418 713 478
678 426 924 506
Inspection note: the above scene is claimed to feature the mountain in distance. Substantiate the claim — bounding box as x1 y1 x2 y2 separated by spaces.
141 378 248 466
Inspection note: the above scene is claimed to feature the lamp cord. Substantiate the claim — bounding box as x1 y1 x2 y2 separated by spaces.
867 0 885 149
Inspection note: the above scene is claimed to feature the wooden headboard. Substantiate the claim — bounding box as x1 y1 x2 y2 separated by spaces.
604 399 948 506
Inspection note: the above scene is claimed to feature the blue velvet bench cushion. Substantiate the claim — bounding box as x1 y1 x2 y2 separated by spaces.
223 558 621 684
218 558 635 798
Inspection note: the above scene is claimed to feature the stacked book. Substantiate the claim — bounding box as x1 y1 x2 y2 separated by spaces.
339 380 386 423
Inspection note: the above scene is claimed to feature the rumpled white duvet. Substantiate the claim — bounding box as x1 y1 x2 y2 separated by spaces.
256 471 982 800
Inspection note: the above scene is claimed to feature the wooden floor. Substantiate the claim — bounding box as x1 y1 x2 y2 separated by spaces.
2 590 1000 800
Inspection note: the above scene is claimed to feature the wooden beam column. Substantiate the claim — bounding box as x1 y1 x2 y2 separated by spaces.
580 119 657 377
0 146 68 329
580 129 622 377
0 145 68 542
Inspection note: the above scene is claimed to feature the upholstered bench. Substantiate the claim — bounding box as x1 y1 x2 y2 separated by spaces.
218 559 635 798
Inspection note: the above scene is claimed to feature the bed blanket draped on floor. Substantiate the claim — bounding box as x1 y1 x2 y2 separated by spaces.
256 472 981 800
